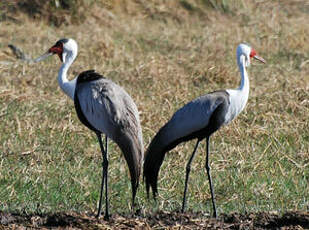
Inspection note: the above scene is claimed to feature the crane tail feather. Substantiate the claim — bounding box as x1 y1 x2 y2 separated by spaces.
117 132 143 205
144 125 171 200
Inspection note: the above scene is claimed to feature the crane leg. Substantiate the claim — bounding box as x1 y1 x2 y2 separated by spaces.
131 181 137 209
96 133 109 221
205 136 217 218
181 139 200 213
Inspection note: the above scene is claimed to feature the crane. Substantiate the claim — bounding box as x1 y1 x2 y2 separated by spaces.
143 43 265 218
35 38 144 220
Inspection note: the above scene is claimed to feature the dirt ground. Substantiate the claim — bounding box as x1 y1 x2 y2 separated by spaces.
0 211 308 229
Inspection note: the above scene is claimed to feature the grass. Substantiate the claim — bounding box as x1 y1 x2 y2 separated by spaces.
0 0 308 217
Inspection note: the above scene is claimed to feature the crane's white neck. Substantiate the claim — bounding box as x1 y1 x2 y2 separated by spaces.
238 55 249 93
58 51 77 100
225 55 250 123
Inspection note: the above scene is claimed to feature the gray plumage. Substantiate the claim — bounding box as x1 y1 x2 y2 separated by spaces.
144 90 229 198
76 75 144 186
74 70 144 220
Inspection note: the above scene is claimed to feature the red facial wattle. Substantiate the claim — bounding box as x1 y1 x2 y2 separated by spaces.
250 49 257 58
49 43 63 62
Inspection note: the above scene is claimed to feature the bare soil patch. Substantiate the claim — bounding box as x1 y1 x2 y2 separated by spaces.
1 211 308 229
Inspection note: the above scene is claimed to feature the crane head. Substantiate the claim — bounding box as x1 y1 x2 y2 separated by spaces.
237 43 266 67
34 38 78 63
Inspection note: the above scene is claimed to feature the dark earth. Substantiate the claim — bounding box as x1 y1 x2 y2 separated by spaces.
0 211 308 229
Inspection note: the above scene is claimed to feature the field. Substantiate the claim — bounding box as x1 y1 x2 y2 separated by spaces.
0 0 308 229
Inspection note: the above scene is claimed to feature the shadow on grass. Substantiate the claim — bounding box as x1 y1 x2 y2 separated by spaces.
0 210 308 229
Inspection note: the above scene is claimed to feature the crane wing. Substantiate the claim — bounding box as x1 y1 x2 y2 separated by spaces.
76 78 139 140
162 91 229 145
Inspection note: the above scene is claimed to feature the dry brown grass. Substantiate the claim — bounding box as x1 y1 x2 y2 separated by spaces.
0 0 308 218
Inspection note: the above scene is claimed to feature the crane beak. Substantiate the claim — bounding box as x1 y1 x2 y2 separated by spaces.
253 55 266 64
33 51 53 63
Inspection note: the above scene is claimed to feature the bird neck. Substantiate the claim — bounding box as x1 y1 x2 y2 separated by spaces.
238 55 249 94
225 55 250 123
58 53 77 100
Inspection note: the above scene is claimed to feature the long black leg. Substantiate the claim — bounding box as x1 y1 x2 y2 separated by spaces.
96 133 104 218
131 181 137 210
205 136 217 218
96 133 109 220
181 139 200 213
103 135 109 220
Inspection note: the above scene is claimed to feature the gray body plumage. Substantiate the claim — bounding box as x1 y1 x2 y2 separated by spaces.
144 90 230 196
160 91 230 144
75 75 144 190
